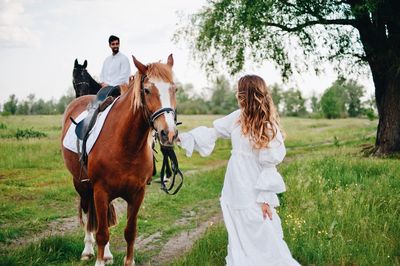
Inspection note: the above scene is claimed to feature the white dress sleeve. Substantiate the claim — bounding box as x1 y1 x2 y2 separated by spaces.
178 110 240 157
254 129 287 207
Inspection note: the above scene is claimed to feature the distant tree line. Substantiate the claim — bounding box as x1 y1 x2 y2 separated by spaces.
177 75 376 119
271 77 376 119
1 77 376 119
1 88 75 116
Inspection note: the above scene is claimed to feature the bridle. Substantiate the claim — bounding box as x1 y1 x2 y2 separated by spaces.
73 68 90 92
140 75 177 127
139 74 183 195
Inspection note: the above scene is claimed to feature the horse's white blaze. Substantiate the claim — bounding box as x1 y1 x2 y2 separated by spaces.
155 81 175 131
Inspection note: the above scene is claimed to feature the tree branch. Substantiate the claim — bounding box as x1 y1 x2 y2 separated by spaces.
266 19 356 32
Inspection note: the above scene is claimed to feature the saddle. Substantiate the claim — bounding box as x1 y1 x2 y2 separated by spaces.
72 86 120 166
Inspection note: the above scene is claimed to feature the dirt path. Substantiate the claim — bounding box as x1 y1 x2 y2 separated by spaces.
145 213 223 266
1 162 227 264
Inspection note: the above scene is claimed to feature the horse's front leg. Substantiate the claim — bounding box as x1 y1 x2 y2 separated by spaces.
94 188 113 266
124 188 145 266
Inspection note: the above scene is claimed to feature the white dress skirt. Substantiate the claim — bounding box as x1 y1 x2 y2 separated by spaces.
179 109 300 266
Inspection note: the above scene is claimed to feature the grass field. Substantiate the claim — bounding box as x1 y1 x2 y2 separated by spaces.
0 114 399 265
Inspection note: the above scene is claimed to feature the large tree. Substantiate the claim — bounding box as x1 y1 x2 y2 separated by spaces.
177 0 400 155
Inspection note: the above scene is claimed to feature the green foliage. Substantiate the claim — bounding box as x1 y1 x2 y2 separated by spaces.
209 76 237 114
281 88 307 117
270 83 283 112
320 84 346 119
333 136 340 147
1 88 74 116
320 77 366 119
15 128 47 140
177 75 237 115
310 93 321 114
175 0 369 78
176 82 210 114
3 94 18 115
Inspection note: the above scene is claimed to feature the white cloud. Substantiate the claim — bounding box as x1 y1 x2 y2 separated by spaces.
0 0 40 47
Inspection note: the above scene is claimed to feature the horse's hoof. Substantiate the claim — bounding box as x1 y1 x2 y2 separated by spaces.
81 253 94 261
123 256 135 266
95 259 106 266
105 257 114 265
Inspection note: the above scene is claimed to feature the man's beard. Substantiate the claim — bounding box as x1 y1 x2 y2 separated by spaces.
112 47 119 54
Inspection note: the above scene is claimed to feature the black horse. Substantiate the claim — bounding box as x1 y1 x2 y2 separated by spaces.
73 59 101 98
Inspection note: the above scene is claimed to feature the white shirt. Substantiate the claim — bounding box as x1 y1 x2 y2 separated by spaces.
178 109 286 209
100 52 131 86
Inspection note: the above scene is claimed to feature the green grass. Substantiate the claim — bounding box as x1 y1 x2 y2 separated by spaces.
1 114 399 265
169 224 228 266
172 147 400 266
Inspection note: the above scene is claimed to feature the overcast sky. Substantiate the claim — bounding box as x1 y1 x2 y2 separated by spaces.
0 0 374 104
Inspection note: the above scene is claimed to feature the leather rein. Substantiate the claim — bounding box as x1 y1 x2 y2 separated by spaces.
140 75 183 195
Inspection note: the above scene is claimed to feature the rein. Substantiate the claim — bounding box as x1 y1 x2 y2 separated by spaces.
73 81 90 86
73 68 90 87
158 145 184 195
139 74 184 195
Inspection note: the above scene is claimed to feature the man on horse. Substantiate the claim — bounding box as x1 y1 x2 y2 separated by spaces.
100 35 131 96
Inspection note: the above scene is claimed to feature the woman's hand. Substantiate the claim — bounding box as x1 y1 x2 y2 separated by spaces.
261 202 273 220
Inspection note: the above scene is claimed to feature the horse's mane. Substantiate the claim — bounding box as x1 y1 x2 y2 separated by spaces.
130 62 173 112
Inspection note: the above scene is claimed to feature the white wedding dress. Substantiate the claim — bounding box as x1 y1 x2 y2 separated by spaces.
178 109 300 266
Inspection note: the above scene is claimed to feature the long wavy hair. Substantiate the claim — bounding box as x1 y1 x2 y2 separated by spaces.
237 75 283 149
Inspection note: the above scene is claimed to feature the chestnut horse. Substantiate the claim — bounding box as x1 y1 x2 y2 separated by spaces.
61 54 178 266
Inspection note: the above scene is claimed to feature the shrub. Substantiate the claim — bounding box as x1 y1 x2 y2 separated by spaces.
15 128 47 140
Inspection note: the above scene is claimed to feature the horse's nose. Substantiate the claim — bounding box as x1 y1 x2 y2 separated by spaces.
160 129 168 142
160 129 177 144
168 129 178 143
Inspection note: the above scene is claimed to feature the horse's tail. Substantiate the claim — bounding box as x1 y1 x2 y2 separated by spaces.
107 202 117 227
78 192 97 232
78 190 117 232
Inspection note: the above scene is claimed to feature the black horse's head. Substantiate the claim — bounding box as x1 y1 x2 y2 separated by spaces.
73 59 91 98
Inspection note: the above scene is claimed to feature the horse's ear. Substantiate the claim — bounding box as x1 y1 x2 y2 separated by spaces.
132 55 148 74
167 54 174 67
74 59 78 67
83 60 87 68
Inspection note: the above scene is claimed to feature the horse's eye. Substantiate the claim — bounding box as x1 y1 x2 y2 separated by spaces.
144 88 150 95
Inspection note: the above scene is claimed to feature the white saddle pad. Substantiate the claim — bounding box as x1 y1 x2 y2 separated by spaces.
63 98 118 154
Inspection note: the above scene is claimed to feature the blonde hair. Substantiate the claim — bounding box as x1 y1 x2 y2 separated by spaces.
130 62 174 112
237 75 282 149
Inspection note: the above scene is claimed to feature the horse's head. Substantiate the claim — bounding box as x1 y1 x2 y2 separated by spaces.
132 54 178 147
73 59 90 97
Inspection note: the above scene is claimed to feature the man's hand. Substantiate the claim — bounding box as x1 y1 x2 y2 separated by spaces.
261 202 273 220
101 82 109 88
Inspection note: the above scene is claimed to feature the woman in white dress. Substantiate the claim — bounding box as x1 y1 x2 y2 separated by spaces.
178 75 300 266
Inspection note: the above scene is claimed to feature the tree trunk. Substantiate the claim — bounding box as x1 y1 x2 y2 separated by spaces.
353 1 400 156
374 67 400 155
